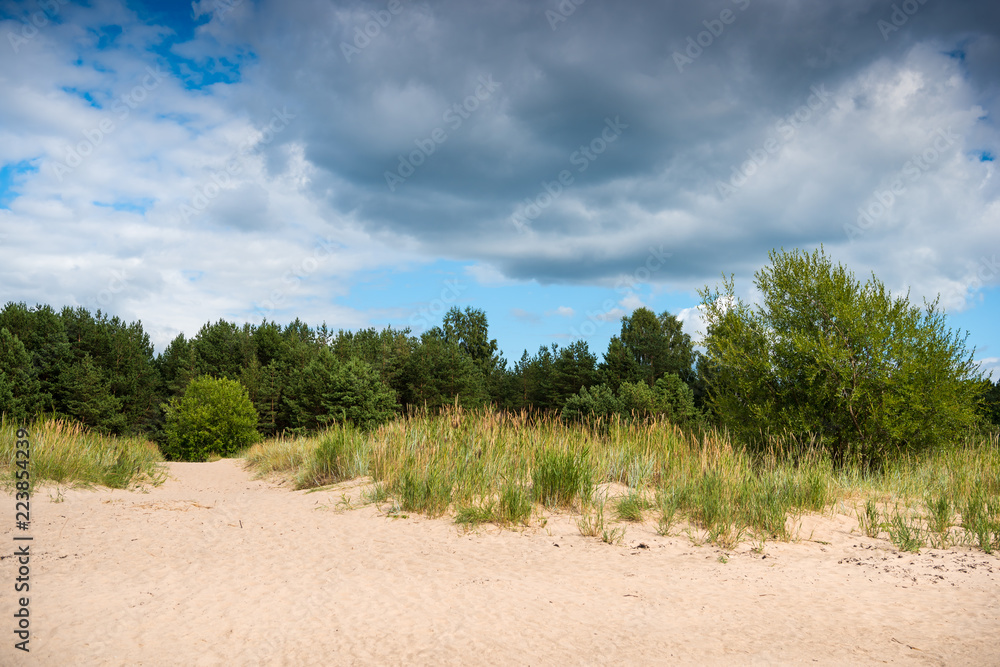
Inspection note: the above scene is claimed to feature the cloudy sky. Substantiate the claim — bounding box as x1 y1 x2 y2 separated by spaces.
1 0 998 375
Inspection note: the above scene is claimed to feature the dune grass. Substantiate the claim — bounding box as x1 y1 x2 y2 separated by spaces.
241 408 1000 553
0 415 166 490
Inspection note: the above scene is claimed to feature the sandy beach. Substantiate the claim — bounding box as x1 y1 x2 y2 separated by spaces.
3 458 999 666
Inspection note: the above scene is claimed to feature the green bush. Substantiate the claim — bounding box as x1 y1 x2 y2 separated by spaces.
163 375 259 461
699 247 982 468
560 384 621 423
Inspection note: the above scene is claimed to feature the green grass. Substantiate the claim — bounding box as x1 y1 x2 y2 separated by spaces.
0 415 166 490
236 410 1000 553
531 447 592 509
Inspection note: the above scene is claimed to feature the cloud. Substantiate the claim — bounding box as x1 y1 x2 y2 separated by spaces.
547 306 575 317
1 0 999 358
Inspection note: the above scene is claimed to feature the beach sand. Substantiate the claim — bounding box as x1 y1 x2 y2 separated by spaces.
3 458 998 666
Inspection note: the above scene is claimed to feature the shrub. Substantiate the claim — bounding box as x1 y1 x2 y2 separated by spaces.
560 384 621 423
699 247 982 467
163 375 259 461
617 374 697 423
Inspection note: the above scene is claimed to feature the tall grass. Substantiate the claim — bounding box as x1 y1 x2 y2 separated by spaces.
241 409 1000 553
0 415 166 489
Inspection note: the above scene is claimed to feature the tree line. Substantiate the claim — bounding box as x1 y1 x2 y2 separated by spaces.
0 301 708 442
2 248 999 464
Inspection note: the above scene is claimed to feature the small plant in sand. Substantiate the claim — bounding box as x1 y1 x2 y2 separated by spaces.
887 506 924 553
858 498 881 539
532 447 593 509
961 485 1000 554
602 525 626 545
578 493 608 538
924 491 953 549
614 491 650 522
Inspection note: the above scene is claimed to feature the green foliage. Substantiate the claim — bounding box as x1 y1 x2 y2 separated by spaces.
532 448 593 508
438 306 503 379
699 247 982 467
283 349 396 432
614 491 650 522
979 379 1000 427
402 334 488 410
560 384 621 423
0 328 43 422
617 374 697 423
562 374 696 425
295 424 369 489
552 341 599 404
621 307 695 382
61 353 127 433
395 465 453 517
163 375 260 461
598 336 642 393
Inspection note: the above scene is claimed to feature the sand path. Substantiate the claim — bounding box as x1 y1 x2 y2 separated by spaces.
3 459 999 665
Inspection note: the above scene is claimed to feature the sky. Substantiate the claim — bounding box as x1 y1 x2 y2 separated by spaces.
0 0 998 377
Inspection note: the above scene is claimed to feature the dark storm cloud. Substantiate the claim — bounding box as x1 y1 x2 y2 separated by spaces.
205 0 999 291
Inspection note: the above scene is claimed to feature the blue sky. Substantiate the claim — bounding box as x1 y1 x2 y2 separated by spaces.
0 0 998 377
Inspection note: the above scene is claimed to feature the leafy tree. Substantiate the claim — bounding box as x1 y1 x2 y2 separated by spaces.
699 247 982 467
162 375 259 461
331 326 415 400
0 328 43 422
282 349 396 431
438 307 502 376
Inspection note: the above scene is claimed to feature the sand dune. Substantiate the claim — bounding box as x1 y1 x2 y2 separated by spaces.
3 458 998 665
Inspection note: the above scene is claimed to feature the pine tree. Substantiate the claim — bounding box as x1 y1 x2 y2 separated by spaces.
0 327 43 422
